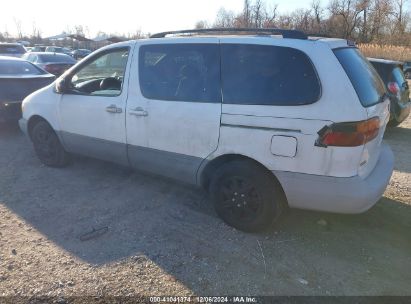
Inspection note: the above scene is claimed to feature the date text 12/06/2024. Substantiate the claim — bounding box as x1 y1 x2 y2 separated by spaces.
149 296 257 303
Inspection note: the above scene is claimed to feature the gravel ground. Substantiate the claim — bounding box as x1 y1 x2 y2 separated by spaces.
0 116 410 298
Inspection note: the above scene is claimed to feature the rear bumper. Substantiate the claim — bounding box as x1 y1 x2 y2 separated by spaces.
275 143 394 214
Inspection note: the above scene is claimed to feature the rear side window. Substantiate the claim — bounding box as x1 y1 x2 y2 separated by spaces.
334 48 386 107
221 44 321 105
139 44 221 103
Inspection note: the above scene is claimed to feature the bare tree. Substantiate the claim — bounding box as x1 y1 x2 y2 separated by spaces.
243 0 252 27
3 26 10 41
195 20 209 29
252 0 264 28
214 7 236 28
307 0 326 34
30 21 42 44
127 29 146 39
73 25 85 36
393 0 408 34
368 0 394 41
328 0 368 38
263 3 279 27
13 17 23 39
290 9 313 31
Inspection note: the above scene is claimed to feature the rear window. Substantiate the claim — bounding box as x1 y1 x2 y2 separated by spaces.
0 60 45 75
370 62 390 82
221 44 321 105
334 48 386 107
0 45 26 54
39 54 76 63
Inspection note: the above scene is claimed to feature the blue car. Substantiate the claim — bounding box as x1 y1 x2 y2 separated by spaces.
369 58 411 127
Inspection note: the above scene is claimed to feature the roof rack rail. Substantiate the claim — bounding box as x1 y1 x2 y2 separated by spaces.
150 28 308 40
306 33 331 38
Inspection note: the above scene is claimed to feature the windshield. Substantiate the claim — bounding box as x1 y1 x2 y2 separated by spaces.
0 60 45 75
72 50 128 85
334 48 386 107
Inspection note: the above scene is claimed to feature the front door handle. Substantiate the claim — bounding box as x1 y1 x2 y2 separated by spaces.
129 107 148 117
106 104 122 114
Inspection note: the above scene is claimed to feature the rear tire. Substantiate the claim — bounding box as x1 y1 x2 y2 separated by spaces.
31 121 69 167
209 160 285 232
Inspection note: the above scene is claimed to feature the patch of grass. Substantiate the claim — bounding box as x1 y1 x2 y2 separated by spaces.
359 44 411 61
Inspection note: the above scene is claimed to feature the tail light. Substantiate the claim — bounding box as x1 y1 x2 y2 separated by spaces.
387 82 400 98
316 117 380 147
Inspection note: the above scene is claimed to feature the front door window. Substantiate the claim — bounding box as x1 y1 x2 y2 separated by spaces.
69 48 129 97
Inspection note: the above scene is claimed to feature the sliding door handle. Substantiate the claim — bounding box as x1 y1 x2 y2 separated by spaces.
129 107 148 117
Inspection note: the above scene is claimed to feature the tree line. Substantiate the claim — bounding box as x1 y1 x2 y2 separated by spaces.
0 23 144 46
196 0 411 45
2 1 410 46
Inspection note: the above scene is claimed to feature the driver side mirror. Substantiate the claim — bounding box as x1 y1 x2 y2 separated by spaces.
55 77 68 94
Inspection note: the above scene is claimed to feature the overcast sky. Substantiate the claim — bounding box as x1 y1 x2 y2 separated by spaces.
2 0 316 38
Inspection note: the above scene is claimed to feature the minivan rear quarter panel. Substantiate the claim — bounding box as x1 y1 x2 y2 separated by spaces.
213 38 368 178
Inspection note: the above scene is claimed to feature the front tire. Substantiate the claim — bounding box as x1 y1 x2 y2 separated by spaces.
31 121 69 167
210 160 285 232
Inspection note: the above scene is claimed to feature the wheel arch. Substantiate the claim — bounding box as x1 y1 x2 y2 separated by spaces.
198 153 288 206
27 115 54 140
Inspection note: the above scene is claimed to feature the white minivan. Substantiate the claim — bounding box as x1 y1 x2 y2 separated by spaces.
19 29 394 232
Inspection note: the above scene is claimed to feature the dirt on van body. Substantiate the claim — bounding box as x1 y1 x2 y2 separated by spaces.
0 117 410 298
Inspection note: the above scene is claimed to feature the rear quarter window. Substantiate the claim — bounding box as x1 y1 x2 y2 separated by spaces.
221 44 321 105
334 48 386 107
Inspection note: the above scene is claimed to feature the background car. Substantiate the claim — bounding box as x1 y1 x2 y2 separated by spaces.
23 52 77 76
403 61 411 79
30 45 47 52
16 40 30 47
71 49 92 60
369 58 411 126
0 56 55 123
0 43 26 58
45 46 72 56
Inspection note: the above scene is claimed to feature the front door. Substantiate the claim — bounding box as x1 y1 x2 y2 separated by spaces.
58 47 131 165
126 40 222 184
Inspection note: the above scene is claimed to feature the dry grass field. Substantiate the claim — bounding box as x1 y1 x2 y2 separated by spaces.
359 43 411 61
